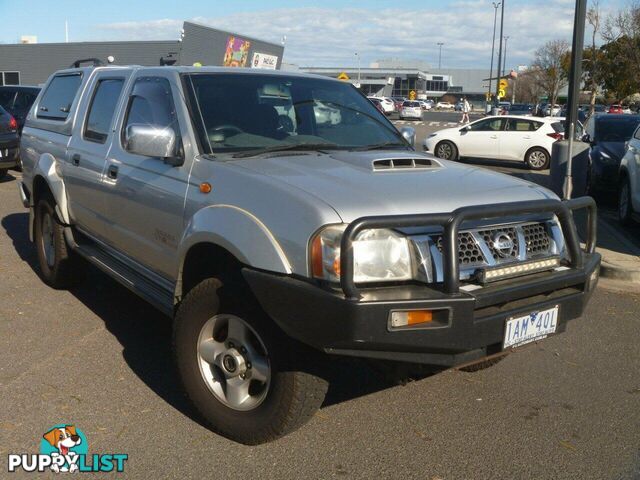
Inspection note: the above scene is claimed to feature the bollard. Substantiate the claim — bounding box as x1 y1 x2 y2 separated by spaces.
550 140 590 198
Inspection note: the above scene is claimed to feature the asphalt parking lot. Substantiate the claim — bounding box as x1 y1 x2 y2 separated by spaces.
1 158 639 478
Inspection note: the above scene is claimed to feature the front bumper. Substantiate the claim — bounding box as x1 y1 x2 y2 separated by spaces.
244 252 599 366
245 198 599 367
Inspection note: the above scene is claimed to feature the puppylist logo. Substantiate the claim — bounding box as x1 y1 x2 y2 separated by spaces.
7 424 128 473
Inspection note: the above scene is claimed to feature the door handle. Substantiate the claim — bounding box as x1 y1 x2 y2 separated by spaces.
71 153 81 166
523 136 531 139
490 135 498 139
107 165 119 179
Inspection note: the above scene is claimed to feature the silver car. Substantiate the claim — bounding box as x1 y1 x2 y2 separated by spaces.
18 64 600 445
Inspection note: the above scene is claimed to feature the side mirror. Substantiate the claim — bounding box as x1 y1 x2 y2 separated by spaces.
400 126 416 147
125 124 182 165
580 133 590 143
460 126 469 133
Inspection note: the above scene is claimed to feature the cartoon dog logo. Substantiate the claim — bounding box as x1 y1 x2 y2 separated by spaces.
42 425 82 473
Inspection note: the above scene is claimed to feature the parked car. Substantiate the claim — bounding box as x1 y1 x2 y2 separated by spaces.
417 100 431 110
582 114 640 197
608 104 624 114
0 85 40 132
391 96 406 111
543 104 562 116
454 101 464 112
508 104 533 116
0 105 19 179
622 105 632 114
19 64 600 445
369 97 385 114
619 124 640 224
436 101 454 109
399 101 423 120
424 115 569 170
367 96 395 114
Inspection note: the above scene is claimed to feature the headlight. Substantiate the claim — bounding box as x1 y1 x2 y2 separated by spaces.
311 225 413 283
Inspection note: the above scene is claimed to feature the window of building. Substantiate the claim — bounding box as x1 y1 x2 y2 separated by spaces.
426 80 449 92
37 73 82 121
0 72 20 86
84 78 125 143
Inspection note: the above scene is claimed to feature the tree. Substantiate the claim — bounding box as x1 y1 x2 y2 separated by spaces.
532 39 570 106
584 1 604 115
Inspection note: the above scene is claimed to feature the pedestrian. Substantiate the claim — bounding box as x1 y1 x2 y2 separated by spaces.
460 96 470 124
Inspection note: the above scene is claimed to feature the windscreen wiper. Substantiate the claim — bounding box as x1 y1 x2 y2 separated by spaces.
351 141 409 151
232 143 340 158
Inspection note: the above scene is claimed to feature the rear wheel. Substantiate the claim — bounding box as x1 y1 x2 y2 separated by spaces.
435 141 458 161
525 147 549 170
173 278 328 445
33 196 83 288
619 177 635 225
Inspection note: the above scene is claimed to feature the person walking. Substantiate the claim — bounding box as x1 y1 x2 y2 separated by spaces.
460 96 471 124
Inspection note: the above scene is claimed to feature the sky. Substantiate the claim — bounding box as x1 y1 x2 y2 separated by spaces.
0 0 624 70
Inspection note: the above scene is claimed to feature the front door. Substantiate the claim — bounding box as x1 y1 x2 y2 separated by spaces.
457 117 505 158
100 74 191 279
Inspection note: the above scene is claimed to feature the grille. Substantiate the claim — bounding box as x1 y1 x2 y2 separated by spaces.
479 227 519 261
435 232 484 265
523 223 551 256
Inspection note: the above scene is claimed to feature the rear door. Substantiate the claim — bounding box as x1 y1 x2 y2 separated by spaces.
458 117 504 158
501 118 543 161
66 72 130 238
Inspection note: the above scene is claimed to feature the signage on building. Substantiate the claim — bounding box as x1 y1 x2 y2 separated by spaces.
223 36 251 67
251 52 278 70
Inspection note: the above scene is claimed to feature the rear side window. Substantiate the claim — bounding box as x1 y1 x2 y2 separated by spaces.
38 74 82 121
506 119 541 131
84 79 125 143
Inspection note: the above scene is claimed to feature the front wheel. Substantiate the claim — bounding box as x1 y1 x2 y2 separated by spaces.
619 177 635 225
525 147 550 170
173 278 328 445
434 140 458 161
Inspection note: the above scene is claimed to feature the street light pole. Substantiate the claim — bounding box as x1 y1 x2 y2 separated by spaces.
502 36 509 77
563 0 588 199
494 0 505 109
437 42 444 69
355 52 361 86
488 2 500 99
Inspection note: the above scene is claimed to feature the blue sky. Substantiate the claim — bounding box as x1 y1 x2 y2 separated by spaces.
0 0 623 68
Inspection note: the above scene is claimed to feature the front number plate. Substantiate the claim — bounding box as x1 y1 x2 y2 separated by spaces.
503 306 559 349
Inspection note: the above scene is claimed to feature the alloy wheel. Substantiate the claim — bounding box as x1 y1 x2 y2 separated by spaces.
528 150 547 169
41 211 56 268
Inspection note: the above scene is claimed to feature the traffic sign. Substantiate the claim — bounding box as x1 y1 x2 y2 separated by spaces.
409 90 416 100
499 79 508 90
498 88 506 99
337 72 350 81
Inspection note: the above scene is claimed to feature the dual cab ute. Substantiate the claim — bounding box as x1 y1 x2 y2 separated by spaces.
18 64 600 444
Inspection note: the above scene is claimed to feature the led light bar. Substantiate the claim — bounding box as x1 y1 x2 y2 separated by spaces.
478 257 561 283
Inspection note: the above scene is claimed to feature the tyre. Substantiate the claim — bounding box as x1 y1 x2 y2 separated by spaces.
525 147 550 170
434 141 458 161
0 168 7 180
458 355 506 372
619 177 635 226
173 278 329 445
34 196 83 288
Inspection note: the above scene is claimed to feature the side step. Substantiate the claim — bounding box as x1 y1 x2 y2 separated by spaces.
73 236 175 317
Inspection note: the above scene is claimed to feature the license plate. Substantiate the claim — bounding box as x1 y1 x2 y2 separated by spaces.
503 306 559 349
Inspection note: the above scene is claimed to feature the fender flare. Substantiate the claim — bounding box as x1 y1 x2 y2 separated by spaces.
175 204 292 297
32 153 71 225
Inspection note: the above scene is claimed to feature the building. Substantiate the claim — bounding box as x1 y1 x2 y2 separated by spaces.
0 21 284 86
299 63 491 104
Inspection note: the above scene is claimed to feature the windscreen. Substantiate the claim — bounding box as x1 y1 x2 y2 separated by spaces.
185 73 402 154
595 117 640 142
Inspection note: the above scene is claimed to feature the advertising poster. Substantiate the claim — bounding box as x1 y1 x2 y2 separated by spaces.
223 36 251 67
251 52 278 70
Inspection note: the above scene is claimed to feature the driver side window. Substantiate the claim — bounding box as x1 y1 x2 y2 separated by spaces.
470 118 505 131
123 76 179 153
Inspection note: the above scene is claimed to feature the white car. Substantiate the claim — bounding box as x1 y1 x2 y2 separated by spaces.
436 101 454 109
423 115 567 170
417 100 432 110
399 101 423 120
367 96 395 114
544 104 562 116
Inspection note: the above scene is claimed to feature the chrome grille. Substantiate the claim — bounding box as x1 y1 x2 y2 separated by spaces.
523 223 551 256
435 233 484 265
479 226 519 261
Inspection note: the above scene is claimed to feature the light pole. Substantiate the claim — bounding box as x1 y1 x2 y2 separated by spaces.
494 0 505 111
488 2 501 100
437 42 444 69
502 36 509 77
354 52 361 87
